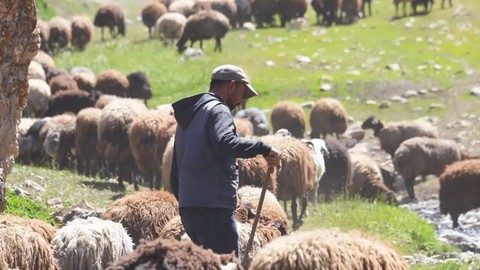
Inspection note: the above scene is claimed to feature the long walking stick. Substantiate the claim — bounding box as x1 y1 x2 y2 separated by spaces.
241 165 276 267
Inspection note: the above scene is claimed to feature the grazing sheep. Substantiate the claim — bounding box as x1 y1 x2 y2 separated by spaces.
97 98 148 189
176 10 230 53
233 0 252 28
441 0 452 8
72 72 96 92
309 98 348 139
101 190 179 245
301 138 328 207
18 117 51 165
0 214 57 243
28 60 46 80
142 1 168 38
51 217 133 270
234 107 269 136
362 0 372 16
0 222 59 270
243 135 316 229
361 115 439 159
168 0 196 17
251 0 280 28
439 159 480 228
194 0 238 27
49 74 79 94
26 78 51 118
105 237 241 270
341 0 363 24
46 68 70 84
42 113 76 169
318 138 352 202
128 110 176 189
411 0 433 14
234 117 254 137
155 120 177 188
127 71 152 104
37 19 51 54
71 15 94 50
75 107 102 177
94 2 126 41
95 70 130 97
311 0 324 25
32 50 56 75
249 229 408 270
48 16 71 54
278 0 308 27
322 0 341 26
394 137 477 200
43 89 100 117
349 153 397 203
155 12 188 46
270 100 305 139
94 94 119 109
394 0 416 17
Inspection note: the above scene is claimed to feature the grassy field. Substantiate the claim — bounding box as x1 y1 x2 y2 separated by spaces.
5 0 480 269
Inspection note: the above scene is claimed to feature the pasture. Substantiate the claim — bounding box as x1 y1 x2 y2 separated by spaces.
5 0 480 269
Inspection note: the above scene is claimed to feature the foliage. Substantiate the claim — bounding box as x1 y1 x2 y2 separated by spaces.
5 188 55 225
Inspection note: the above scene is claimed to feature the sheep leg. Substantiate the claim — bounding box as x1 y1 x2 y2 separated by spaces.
451 212 460 228
154 173 162 190
283 200 291 219
101 27 105 42
214 38 221 52
110 26 117 39
405 177 416 199
368 1 372 16
291 196 299 230
77 159 85 176
403 0 407 16
298 194 308 227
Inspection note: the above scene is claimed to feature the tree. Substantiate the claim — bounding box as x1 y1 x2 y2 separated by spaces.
0 1 40 212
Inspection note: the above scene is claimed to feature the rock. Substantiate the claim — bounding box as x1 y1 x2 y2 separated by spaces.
429 103 445 109
265 60 275 67
296 55 311 64
10 186 31 197
53 199 105 225
386 63 400 71
390 95 408 103
438 230 480 252
24 179 45 192
403 90 418 98
242 22 256 31
379 101 391 109
183 48 204 59
418 89 428 95
365 99 377 105
320 83 332 92
470 86 480 96
48 197 63 207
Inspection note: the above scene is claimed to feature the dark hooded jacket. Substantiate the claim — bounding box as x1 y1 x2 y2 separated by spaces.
171 92 271 210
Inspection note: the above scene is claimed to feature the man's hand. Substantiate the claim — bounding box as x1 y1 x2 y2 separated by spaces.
265 147 282 170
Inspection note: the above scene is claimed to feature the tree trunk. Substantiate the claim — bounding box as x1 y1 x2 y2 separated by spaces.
0 1 40 212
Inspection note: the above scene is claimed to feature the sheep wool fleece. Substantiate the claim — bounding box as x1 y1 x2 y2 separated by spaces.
171 92 271 210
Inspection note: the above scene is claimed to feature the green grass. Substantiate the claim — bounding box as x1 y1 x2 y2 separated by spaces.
36 0 56 20
5 188 55 225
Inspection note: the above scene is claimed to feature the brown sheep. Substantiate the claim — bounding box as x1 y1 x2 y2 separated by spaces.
141 1 168 38
72 72 96 92
94 94 119 109
394 0 413 17
249 229 408 270
105 237 242 270
361 115 439 159
128 110 176 189
97 98 148 190
32 50 56 75
37 19 51 55
439 159 480 228
349 153 397 204
49 74 79 94
71 15 94 50
43 89 99 117
341 0 363 24
94 2 126 41
251 0 280 28
441 0 452 8
193 0 238 27
41 113 77 169
240 135 315 229
101 190 179 245
0 214 57 243
176 10 230 53
394 137 478 199
234 117 254 137
278 0 308 27
270 100 305 139
94 70 129 97
48 16 71 54
75 107 102 177
309 98 347 139
322 0 341 26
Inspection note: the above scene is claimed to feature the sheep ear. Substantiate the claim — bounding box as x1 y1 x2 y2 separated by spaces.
371 117 379 125
247 208 256 219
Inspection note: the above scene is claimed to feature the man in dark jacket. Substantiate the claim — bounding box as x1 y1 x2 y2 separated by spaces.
170 64 281 257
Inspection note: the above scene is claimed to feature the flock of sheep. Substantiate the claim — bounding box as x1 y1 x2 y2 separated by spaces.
11 44 480 268
36 0 456 56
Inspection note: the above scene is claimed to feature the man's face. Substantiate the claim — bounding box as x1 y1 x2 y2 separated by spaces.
226 82 246 110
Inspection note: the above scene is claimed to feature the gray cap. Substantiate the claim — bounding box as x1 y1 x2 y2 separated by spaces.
211 64 258 99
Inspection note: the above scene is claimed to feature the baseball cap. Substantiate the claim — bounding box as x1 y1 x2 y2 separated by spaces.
211 64 258 99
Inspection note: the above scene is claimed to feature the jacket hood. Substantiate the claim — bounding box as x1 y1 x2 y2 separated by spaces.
172 92 220 128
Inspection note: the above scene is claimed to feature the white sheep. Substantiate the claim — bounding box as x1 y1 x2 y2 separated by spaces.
51 217 134 270
26 79 51 118
168 0 196 17
155 12 188 46
28 60 46 80
394 137 477 199
249 229 408 270
361 115 439 159
301 138 328 207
